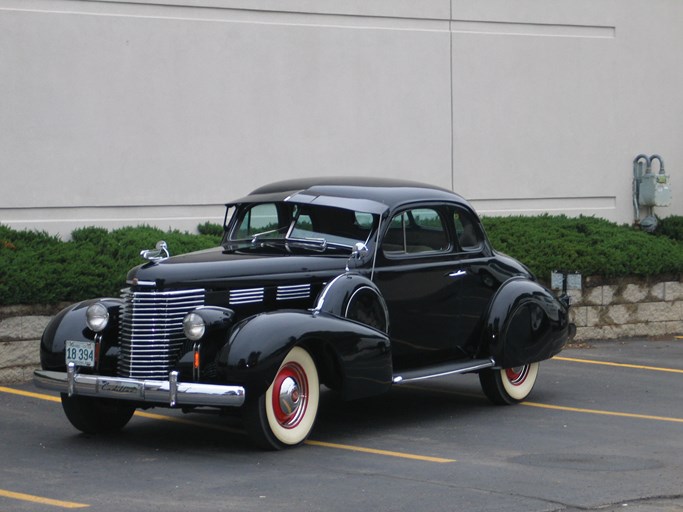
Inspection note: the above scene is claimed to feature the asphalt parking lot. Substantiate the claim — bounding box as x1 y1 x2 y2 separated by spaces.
2 337 682 512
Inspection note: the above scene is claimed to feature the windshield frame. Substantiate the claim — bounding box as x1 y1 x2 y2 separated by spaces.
223 201 381 253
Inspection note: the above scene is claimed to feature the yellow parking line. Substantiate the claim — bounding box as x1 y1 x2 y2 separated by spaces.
133 410 243 434
304 440 455 463
0 386 61 402
523 401 683 424
136 412 455 462
401 383 683 425
0 488 88 509
554 356 683 374
1 387 455 463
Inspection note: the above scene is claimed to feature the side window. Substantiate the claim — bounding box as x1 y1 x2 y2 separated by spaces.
354 212 374 230
234 203 282 239
453 209 482 251
382 207 449 256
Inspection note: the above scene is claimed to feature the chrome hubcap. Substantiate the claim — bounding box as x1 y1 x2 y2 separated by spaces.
271 361 308 428
278 376 301 416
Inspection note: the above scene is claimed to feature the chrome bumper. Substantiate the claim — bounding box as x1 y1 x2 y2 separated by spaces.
33 364 245 408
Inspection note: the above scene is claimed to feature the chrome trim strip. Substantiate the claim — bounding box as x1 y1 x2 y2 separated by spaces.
276 284 311 301
34 369 246 408
312 274 346 312
126 280 156 287
229 287 264 305
392 358 496 384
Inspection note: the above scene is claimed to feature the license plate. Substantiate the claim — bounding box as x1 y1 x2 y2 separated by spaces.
65 340 95 367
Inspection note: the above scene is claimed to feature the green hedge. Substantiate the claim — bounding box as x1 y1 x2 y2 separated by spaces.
655 215 683 241
1 216 681 306
482 215 683 281
0 225 220 305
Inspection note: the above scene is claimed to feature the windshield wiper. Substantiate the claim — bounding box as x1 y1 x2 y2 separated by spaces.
286 237 327 251
247 234 356 253
249 236 329 252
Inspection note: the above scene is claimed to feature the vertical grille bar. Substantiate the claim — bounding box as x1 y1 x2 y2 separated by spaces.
118 288 205 380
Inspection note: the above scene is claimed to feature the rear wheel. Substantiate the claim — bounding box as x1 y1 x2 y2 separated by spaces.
479 362 540 405
244 346 320 450
60 394 136 434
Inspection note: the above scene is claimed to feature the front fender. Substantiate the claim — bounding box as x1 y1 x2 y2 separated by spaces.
481 277 570 368
217 310 392 401
40 298 123 371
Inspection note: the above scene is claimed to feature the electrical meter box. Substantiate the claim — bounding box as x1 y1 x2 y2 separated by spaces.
639 173 672 207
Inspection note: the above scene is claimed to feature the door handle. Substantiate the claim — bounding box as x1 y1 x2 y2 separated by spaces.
449 270 467 278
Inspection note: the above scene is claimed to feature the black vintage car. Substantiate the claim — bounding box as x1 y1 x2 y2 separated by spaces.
35 177 574 449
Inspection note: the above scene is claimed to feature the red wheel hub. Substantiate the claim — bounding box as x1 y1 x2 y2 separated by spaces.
271 362 308 428
506 365 530 386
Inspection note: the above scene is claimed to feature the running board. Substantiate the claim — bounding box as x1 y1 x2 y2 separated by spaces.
392 358 495 385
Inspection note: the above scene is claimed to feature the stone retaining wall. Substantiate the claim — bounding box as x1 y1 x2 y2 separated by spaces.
0 304 66 384
1 277 681 383
568 277 682 340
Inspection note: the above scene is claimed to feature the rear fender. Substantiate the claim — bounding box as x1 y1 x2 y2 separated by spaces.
481 277 570 368
217 310 392 401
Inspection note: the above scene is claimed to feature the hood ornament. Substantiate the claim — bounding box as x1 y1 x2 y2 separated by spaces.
140 240 170 262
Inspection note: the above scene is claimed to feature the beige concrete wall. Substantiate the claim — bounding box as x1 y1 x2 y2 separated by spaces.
1 0 681 237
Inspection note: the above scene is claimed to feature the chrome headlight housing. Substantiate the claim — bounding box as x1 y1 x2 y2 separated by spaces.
86 302 109 332
183 312 206 341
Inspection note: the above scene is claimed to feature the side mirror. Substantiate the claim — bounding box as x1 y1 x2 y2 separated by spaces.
352 242 369 260
346 243 369 271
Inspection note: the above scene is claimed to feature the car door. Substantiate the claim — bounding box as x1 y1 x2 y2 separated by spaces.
372 204 497 370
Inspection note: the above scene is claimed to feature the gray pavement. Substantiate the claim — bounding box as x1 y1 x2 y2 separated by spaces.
1 337 682 511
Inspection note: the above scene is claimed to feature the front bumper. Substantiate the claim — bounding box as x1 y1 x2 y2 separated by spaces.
34 364 245 408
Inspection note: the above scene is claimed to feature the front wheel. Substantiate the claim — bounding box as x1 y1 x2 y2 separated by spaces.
60 394 136 434
243 346 320 450
479 362 540 405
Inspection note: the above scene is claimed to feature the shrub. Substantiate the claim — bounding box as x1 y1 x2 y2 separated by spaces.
197 222 225 237
0 217 681 306
482 215 683 281
655 215 683 242
0 225 220 305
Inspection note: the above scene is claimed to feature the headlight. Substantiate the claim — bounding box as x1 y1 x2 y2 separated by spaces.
86 302 109 332
183 313 206 341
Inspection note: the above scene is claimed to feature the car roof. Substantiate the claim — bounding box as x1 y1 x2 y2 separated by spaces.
228 177 470 215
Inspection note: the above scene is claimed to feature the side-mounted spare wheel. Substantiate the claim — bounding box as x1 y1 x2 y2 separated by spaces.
61 394 136 434
315 273 389 333
243 346 320 450
479 362 540 405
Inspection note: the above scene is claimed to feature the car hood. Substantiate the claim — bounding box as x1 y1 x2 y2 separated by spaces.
127 246 349 290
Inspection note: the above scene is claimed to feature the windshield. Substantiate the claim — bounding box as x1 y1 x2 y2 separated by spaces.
226 202 378 251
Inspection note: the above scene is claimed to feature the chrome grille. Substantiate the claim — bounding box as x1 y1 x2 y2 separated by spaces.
118 288 205 380
276 284 311 301
229 287 264 305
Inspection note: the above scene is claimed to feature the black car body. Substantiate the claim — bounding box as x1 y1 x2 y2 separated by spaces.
35 177 574 449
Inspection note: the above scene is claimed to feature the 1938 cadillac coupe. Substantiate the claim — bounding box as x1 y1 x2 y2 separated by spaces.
34 177 574 449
